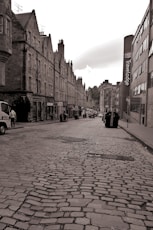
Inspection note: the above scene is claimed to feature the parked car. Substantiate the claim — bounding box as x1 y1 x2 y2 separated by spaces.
98 113 102 117
88 113 95 118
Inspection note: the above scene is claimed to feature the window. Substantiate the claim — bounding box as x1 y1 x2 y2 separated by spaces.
38 80 41 94
6 18 10 36
44 82 46 95
28 53 32 73
28 31 31 43
0 15 3 34
29 76 32 91
149 40 153 57
149 72 153 88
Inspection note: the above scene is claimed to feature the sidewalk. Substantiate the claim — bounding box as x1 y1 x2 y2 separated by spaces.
119 119 153 152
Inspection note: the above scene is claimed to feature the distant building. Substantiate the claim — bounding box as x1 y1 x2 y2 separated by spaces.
99 80 120 115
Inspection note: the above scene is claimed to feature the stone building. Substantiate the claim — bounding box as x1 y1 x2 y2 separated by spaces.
0 0 12 87
0 10 55 121
67 61 76 117
76 77 86 115
99 80 120 115
0 6 87 121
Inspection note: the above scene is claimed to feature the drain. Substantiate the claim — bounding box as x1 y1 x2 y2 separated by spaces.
87 153 134 161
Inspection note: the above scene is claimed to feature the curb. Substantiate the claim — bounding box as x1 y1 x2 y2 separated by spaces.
119 125 153 154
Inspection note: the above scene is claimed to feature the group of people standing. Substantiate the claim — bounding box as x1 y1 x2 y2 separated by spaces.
104 111 120 128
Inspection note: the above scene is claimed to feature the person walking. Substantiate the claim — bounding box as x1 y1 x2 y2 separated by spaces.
10 108 16 128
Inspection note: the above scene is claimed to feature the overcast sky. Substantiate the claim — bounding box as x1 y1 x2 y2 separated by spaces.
12 0 149 89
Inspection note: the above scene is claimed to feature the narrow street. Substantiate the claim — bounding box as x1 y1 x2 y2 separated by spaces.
0 117 153 230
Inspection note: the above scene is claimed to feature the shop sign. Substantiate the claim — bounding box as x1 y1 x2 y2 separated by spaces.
124 59 131 86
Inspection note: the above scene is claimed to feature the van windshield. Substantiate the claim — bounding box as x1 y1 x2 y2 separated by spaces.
1 103 9 115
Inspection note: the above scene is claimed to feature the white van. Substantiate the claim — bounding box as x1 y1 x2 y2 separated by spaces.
0 101 11 134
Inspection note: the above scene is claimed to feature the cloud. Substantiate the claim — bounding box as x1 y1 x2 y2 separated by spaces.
73 38 123 70
74 62 123 89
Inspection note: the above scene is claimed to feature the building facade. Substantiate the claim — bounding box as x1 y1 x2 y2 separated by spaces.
0 7 87 121
130 6 149 126
99 80 120 115
0 0 12 87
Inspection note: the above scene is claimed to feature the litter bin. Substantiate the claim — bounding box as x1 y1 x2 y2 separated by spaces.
105 112 119 128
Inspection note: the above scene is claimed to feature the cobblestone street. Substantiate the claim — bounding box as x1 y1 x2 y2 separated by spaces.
0 118 153 230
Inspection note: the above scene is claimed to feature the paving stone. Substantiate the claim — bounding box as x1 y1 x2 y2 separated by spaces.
57 217 74 224
75 217 90 225
40 218 57 224
0 223 7 229
87 213 129 229
13 213 30 221
44 225 61 230
85 226 98 230
126 212 146 220
15 221 29 230
0 209 14 217
123 217 144 226
60 207 81 212
144 220 153 227
130 224 147 230
71 212 84 217
18 207 34 216
64 224 84 230
1 217 16 225
29 226 44 230
67 198 91 207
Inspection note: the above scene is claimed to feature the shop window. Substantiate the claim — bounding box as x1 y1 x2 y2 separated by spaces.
131 104 140 113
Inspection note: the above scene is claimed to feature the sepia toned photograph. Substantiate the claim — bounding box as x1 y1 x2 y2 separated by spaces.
0 0 153 229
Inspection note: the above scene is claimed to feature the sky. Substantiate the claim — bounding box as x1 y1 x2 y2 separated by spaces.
12 0 150 89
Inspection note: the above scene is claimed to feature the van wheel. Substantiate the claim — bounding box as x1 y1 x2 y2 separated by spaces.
0 125 6 135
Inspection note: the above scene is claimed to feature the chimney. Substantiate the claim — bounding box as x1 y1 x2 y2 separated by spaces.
58 39 64 58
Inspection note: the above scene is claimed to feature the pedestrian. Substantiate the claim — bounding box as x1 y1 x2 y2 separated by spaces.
63 111 68 121
9 108 16 127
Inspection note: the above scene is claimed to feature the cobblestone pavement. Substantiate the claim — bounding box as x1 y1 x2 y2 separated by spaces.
0 118 153 230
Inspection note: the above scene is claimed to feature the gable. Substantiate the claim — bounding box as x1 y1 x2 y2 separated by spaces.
16 10 40 36
25 10 40 36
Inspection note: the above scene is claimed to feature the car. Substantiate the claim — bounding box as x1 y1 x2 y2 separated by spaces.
88 113 95 118
98 113 102 117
